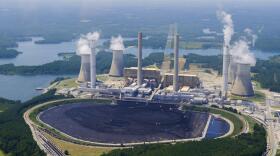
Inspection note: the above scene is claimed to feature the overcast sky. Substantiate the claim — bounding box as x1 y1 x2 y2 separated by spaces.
0 0 279 9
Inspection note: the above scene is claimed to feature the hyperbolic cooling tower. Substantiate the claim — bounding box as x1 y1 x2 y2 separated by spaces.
109 36 125 77
173 34 179 92
77 54 91 82
228 56 237 84
222 45 230 97
231 63 254 97
137 32 143 86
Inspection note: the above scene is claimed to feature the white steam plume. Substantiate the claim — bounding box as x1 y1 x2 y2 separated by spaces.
229 40 256 66
76 37 91 55
110 35 125 51
244 28 258 47
86 32 100 48
217 10 234 47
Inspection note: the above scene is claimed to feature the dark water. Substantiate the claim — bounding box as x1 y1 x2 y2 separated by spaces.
206 116 230 138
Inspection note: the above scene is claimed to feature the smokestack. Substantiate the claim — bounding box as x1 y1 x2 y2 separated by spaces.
86 32 100 88
231 63 254 96
90 44 96 88
222 45 230 97
173 34 179 92
137 32 143 86
77 54 91 82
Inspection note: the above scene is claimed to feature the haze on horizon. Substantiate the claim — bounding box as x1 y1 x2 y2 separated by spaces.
0 0 280 10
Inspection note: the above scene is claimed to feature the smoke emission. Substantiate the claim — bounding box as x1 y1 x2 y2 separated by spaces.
217 10 256 66
229 40 256 66
76 37 91 55
110 35 125 51
217 10 234 47
244 28 258 47
86 32 100 47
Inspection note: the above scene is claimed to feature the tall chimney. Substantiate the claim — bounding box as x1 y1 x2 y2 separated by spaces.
222 45 230 98
137 32 143 86
173 34 179 92
90 44 96 88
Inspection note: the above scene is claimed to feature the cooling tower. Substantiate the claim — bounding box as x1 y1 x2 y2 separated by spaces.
77 54 91 82
222 45 230 97
228 55 237 84
109 50 124 77
231 63 254 97
137 32 143 86
173 34 179 92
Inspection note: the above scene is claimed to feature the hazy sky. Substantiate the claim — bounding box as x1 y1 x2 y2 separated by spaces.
0 0 279 9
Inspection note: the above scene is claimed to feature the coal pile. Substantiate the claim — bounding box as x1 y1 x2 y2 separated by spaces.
40 101 209 144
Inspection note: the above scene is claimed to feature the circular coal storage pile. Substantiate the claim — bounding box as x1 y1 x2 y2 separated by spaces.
39 101 209 144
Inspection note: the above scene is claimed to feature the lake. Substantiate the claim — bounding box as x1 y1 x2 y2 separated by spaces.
0 74 74 101
0 37 278 101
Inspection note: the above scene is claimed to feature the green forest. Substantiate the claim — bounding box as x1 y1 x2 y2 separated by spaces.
0 52 163 75
0 89 67 156
103 122 266 156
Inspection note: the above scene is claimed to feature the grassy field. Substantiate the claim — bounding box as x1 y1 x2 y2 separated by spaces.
52 78 78 90
242 115 259 133
44 132 114 156
230 91 265 103
180 41 203 49
0 150 5 156
0 103 10 113
277 149 280 156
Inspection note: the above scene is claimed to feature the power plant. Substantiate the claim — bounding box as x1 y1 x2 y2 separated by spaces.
74 27 255 105
231 63 254 97
109 36 125 77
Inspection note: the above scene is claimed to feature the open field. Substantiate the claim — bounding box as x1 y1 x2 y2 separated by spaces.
44 132 114 156
52 78 78 90
230 91 265 103
0 103 11 113
242 115 259 133
0 150 5 156
277 149 280 156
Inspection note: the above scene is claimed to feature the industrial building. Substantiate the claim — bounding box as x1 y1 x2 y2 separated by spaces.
162 73 200 89
124 67 161 85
